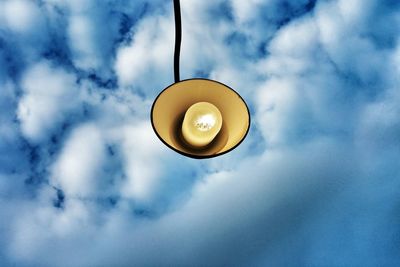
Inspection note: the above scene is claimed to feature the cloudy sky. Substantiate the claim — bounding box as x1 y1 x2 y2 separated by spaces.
0 0 399 266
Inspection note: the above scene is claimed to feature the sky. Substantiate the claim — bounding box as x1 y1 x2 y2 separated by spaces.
0 0 399 266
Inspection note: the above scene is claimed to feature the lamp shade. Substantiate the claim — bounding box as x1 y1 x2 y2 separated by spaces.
151 78 250 159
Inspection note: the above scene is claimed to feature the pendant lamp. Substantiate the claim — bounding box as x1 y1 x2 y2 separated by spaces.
151 0 250 159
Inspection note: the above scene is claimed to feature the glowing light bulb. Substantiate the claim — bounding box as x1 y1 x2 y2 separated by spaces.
182 102 223 148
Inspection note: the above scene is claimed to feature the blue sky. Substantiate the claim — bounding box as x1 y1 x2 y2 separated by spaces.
0 0 399 266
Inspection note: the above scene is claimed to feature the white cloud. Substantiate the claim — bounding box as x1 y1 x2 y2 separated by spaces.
17 61 80 142
118 123 166 203
115 13 174 92
51 124 107 197
65 0 121 76
0 0 50 64
0 0 43 34
230 0 278 24
8 138 354 267
68 15 100 70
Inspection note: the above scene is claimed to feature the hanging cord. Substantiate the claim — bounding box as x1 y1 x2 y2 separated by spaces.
173 0 182 83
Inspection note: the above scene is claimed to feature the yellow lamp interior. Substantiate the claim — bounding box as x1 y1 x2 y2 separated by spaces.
151 79 250 158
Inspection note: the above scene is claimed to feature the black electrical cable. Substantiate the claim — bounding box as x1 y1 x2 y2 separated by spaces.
173 0 182 83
